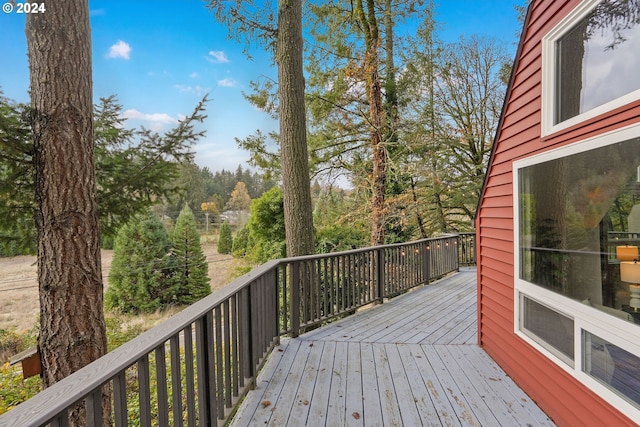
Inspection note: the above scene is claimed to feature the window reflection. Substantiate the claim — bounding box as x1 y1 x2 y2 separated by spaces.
522 296 574 364
519 138 640 323
584 332 640 407
555 0 640 124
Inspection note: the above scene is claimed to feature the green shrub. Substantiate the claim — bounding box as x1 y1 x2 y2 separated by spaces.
246 187 286 263
105 316 144 351
248 187 285 244
0 362 42 415
105 210 178 313
315 224 368 253
232 225 250 257
218 221 233 254
0 329 34 365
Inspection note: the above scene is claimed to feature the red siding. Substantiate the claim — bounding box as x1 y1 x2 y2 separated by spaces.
477 0 640 425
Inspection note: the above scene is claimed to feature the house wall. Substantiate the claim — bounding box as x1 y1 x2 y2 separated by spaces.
477 0 640 425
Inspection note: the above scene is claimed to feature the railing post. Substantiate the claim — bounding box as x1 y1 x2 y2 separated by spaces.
376 247 385 301
422 242 430 284
290 261 300 338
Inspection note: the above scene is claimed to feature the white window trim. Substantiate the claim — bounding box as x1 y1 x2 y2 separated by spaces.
513 122 640 421
541 0 640 136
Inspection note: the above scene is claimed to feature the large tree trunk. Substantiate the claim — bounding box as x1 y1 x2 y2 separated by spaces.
357 0 386 246
277 0 315 257
26 1 108 423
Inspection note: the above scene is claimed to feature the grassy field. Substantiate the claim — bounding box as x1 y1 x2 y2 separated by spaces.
0 241 238 334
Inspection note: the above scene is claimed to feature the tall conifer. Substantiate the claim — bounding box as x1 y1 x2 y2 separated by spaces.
171 204 211 303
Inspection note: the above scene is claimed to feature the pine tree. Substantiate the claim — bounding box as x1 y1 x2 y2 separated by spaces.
218 221 233 254
170 204 211 304
105 210 176 313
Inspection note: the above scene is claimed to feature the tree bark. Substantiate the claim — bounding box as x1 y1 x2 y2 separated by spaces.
277 0 315 257
26 1 108 423
356 0 386 246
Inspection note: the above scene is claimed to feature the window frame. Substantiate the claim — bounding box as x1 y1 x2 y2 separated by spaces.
541 0 640 136
513 122 640 420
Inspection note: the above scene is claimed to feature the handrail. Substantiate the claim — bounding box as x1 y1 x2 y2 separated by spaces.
0 233 474 426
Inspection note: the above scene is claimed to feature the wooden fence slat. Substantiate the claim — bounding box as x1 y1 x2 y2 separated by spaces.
183 324 197 427
195 318 209 425
85 388 102 427
155 345 169 427
138 355 152 427
170 335 183 427
113 371 128 427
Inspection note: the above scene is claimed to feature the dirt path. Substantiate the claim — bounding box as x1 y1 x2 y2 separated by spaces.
0 242 237 333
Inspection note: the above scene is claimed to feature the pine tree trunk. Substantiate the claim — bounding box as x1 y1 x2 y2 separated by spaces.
357 0 386 245
277 0 315 257
26 1 108 424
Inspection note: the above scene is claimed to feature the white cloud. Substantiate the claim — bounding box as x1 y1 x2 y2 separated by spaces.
122 109 176 124
174 84 210 96
217 78 237 88
189 72 199 79
107 40 131 60
121 109 178 131
206 50 230 63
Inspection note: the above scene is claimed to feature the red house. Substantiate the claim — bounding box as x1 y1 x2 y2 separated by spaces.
477 0 640 425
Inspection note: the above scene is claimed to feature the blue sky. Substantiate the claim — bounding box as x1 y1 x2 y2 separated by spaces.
0 0 524 175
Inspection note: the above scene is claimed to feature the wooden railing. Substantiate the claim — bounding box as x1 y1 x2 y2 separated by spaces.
458 232 476 266
0 233 474 427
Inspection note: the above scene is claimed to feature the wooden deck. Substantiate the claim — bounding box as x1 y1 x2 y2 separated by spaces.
229 268 556 427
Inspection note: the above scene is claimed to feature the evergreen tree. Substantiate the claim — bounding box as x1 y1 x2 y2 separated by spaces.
0 93 208 253
0 94 33 256
106 210 177 313
218 221 233 254
170 204 211 304
232 225 250 257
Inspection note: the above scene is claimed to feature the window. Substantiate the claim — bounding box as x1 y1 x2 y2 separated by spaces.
514 124 640 419
519 136 640 310
521 296 574 365
542 0 640 135
584 332 640 407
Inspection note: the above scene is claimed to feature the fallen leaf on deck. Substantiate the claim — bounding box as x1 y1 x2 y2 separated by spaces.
352 412 361 420
262 400 271 408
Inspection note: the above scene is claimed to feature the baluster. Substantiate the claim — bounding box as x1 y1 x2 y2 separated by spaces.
170 335 183 427
155 345 169 426
183 324 196 427
138 355 152 427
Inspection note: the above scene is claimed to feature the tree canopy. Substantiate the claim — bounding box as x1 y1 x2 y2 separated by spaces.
0 94 209 254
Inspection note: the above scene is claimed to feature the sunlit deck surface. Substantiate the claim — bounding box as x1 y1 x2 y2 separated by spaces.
229 268 556 427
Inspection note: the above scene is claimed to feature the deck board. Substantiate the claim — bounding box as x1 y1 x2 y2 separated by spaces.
229 269 556 426
325 341 348 426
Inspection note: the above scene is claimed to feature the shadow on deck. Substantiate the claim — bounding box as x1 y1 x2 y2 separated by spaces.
230 269 556 427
